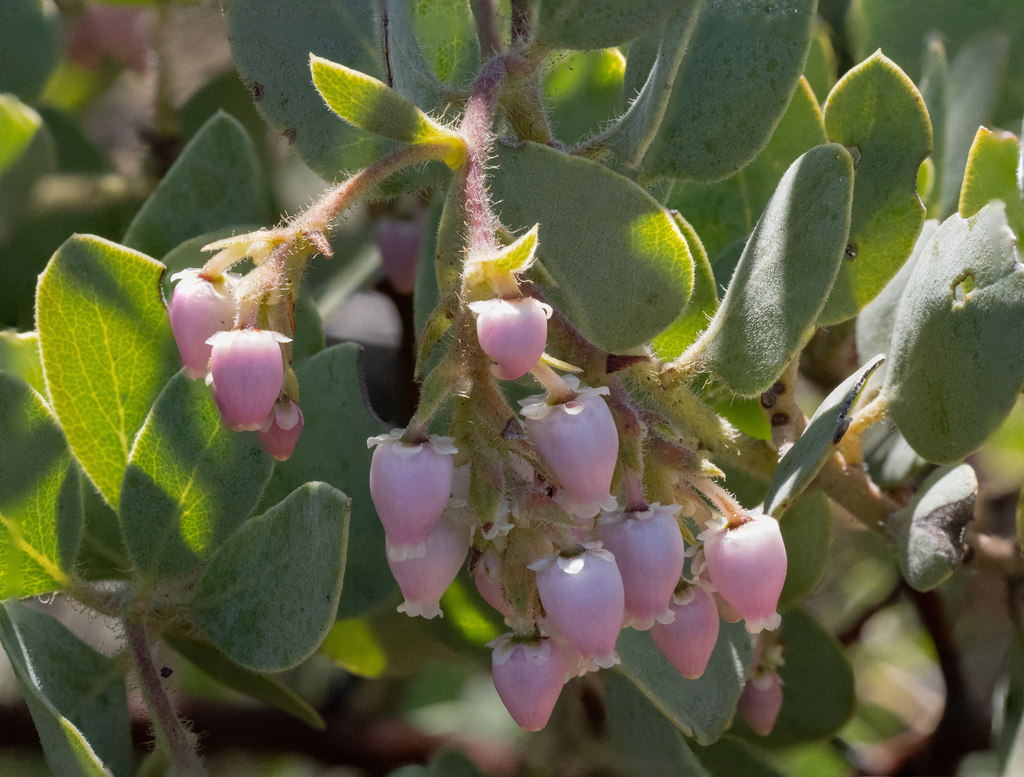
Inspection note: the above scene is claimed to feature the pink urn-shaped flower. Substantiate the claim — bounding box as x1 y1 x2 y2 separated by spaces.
387 513 472 619
529 543 624 667
520 377 619 519
470 297 553 380
488 634 565 731
597 504 686 630
738 670 784 736
258 398 303 461
169 270 237 379
207 328 290 431
651 587 721 679
368 429 458 560
700 512 787 633
377 217 423 294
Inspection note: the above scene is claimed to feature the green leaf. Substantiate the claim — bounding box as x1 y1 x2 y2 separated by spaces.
894 463 977 592
0 601 131 777
0 94 42 177
694 735 786 777
489 224 539 274
651 212 719 359
763 355 885 516
960 127 1024 239
544 48 626 147
376 0 448 114
409 0 480 88
668 77 829 265
883 202 1024 463
695 143 854 397
37 106 110 175
0 108 55 237
803 19 837 104
641 0 816 182
191 482 349 672
310 55 464 167
321 611 457 678
535 0 684 50
0 373 82 598
0 0 61 102
613 621 756 746
164 631 325 729
602 672 711 777
488 141 693 352
777 491 833 611
862 421 928 489
0 330 45 397
77 485 131 583
257 343 392 617
122 112 273 259
36 235 180 508
818 52 932 324
919 36 948 218
119 372 274 580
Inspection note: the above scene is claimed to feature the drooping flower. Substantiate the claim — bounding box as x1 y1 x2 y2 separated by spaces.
651 587 720 679
169 270 237 379
258 397 303 461
737 670 784 736
470 297 553 380
207 328 290 431
388 513 472 619
488 634 565 731
377 217 423 295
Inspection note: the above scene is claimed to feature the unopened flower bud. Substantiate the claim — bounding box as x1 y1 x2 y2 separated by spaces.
388 513 472 619
258 398 303 461
207 329 290 431
488 634 565 731
169 270 236 379
597 504 686 630
377 217 423 294
651 588 720 679
470 297 553 380
368 430 457 558
737 670 784 736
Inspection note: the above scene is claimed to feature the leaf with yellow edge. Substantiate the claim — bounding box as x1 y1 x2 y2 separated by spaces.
487 224 540 275
959 127 1024 238
310 55 465 168
0 94 41 176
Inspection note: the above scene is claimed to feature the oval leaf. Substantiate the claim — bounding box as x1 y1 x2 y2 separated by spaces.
0 601 131 777
0 373 82 598
0 93 42 177
191 482 350 672
883 202 1024 463
696 143 854 396
613 621 756 746
819 52 933 324
894 463 977 592
777 491 833 611
488 141 693 352
959 126 1024 238
119 372 274 580
535 0 684 50
763 355 885 516
36 235 180 508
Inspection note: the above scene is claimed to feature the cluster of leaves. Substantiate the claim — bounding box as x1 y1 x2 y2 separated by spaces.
1 0 1024 776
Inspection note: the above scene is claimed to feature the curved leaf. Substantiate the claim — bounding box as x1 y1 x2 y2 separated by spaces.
119 372 274 579
959 127 1024 238
777 491 833 611
819 52 933 324
0 94 42 177
488 141 693 352
0 330 45 397
36 235 180 508
545 48 626 147
191 482 350 672
535 0 684 50
696 143 854 396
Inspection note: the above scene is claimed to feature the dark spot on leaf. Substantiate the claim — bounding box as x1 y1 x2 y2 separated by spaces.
283 128 297 144
247 81 264 102
832 416 852 445
160 667 173 678
844 243 858 260
771 412 789 427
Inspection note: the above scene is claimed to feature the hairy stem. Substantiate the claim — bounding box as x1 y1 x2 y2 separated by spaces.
469 0 502 59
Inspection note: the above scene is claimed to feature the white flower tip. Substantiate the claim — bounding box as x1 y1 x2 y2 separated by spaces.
397 600 443 619
386 541 428 562
744 612 782 634
593 652 620 669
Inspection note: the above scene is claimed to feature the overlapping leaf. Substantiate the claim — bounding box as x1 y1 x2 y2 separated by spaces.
959 127 1024 238
535 0 684 50
777 491 833 611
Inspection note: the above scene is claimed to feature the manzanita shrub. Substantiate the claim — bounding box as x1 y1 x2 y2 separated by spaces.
2 0 1024 775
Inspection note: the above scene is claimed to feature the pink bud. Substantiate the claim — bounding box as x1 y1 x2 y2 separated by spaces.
377 217 423 294
520 378 619 519
207 329 289 431
529 544 624 666
488 634 565 731
651 588 720 679
387 514 472 619
597 504 686 630
700 513 787 633
258 399 303 461
737 671 784 736
169 270 236 379
474 550 512 618
368 431 458 558
470 298 553 380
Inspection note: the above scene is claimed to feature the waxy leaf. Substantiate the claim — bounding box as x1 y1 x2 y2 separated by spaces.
0 330 44 397
763 355 885 516
818 52 932 324
641 0 815 182
777 491 833 611
257 344 392 618
488 141 693 352
0 0 61 102
122 112 273 259
535 0 683 50
0 601 131 777
36 235 180 508
694 735 785 777
119 372 274 579
894 463 977 592
0 374 82 598
614 621 755 745
696 144 854 397
883 203 1024 463
959 127 1024 239
164 632 325 729
0 94 41 177
310 55 464 167
191 482 349 672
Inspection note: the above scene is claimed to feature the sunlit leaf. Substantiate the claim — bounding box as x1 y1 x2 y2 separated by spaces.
959 127 1024 238
0 94 42 177
0 330 45 397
